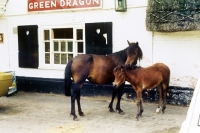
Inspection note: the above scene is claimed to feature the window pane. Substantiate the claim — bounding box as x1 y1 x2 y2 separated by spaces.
44 30 50 40
77 29 83 40
61 42 66 52
54 53 60 64
68 54 73 61
61 54 67 64
45 53 50 64
52 28 73 39
77 42 83 53
68 42 73 52
45 42 50 52
54 41 59 51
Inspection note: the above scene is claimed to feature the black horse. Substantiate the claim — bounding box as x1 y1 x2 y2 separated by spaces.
64 40 143 120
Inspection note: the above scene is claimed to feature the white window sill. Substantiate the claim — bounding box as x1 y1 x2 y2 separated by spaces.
38 67 65 71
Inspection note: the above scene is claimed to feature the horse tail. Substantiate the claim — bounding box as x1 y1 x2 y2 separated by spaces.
161 64 170 92
64 60 73 96
166 67 170 91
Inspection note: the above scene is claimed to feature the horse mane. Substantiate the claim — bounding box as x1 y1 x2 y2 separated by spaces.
113 65 122 73
113 64 141 73
137 46 143 61
110 42 143 63
111 49 127 61
127 43 143 61
122 64 141 71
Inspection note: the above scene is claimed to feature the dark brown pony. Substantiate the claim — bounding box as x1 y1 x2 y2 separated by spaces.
113 63 170 120
64 40 143 120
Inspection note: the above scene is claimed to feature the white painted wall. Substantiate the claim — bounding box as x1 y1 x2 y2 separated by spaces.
0 0 199 88
153 31 200 87
0 18 10 71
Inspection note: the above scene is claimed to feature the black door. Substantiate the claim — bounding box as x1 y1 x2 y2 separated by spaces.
18 25 38 68
85 22 112 55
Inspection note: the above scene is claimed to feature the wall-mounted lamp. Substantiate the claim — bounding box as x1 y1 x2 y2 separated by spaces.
115 0 127 12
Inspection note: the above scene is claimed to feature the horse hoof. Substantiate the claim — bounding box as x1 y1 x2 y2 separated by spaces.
79 112 85 116
70 113 79 121
156 107 161 114
119 111 125 115
116 109 125 115
156 109 160 114
73 117 79 121
109 108 115 113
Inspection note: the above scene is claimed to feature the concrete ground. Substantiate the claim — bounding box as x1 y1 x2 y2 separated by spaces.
0 91 188 133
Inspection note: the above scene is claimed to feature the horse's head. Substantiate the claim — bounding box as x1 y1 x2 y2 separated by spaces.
113 65 125 88
125 40 143 65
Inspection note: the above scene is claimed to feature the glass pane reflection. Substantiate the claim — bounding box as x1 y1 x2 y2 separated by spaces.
68 42 73 52
54 53 60 64
45 53 50 64
68 54 73 61
61 54 67 64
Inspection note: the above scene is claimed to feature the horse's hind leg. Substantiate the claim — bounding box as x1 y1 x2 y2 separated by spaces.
76 88 84 116
70 86 78 120
162 84 168 113
116 83 125 115
156 84 163 113
70 83 83 120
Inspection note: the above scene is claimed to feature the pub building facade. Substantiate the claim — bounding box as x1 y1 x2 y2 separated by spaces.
0 0 199 105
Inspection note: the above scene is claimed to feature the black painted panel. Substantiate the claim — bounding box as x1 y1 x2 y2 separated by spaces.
18 25 39 68
16 76 194 106
85 22 112 55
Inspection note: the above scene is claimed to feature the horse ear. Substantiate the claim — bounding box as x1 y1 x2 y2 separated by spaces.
120 65 124 71
136 42 139 46
127 40 130 45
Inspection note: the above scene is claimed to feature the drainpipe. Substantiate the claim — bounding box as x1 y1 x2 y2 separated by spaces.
152 31 154 64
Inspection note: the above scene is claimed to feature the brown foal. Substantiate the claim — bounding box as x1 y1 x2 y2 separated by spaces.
113 63 170 120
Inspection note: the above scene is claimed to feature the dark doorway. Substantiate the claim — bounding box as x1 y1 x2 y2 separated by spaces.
18 25 38 68
85 22 112 55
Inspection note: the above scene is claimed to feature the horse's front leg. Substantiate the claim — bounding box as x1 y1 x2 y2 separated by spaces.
135 90 142 120
135 101 140 121
108 88 117 113
139 98 143 116
115 83 125 115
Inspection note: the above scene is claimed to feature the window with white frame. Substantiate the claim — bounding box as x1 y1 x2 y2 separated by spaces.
42 27 84 69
